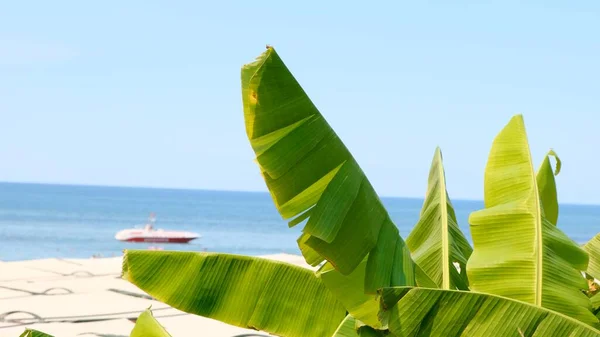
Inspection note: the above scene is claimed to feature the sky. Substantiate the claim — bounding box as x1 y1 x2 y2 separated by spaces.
1 1 599 204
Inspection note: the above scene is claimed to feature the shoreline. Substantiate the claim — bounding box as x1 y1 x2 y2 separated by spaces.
0 251 308 264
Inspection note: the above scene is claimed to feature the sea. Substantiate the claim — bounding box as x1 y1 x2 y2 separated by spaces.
1 182 599 261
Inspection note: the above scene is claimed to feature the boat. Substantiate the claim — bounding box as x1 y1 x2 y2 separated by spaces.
115 213 200 243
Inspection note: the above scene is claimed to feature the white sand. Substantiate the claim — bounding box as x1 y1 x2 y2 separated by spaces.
0 253 310 337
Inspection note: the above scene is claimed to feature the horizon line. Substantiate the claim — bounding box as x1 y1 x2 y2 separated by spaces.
0 180 597 207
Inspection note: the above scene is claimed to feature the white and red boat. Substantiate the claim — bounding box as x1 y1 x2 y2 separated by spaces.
115 213 200 243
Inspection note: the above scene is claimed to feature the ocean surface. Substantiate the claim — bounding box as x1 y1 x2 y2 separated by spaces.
1 182 600 261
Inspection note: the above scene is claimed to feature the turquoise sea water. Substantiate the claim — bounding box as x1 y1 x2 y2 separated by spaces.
1 182 599 261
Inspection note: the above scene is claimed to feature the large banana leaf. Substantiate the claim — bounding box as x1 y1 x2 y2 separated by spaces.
19 329 53 337
406 147 472 290
241 46 416 291
379 287 600 337
467 114 597 325
536 150 561 225
122 250 347 337
585 233 600 280
130 309 172 337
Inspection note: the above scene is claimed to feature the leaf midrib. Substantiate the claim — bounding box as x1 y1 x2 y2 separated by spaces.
522 120 543 307
437 149 450 290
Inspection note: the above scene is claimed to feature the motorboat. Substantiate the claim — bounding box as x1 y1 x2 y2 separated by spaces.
115 213 200 243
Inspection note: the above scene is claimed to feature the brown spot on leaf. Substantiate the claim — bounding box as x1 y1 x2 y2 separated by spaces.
249 91 258 104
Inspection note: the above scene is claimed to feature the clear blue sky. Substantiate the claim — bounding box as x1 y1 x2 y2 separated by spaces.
1 1 599 204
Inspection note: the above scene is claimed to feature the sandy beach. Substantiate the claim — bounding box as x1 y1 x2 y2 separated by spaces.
0 253 312 337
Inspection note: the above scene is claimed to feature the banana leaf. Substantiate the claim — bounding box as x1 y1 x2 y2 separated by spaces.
130 309 172 337
19 329 53 337
319 259 380 328
331 315 386 337
592 293 600 314
536 150 561 225
122 250 346 337
585 233 600 281
406 147 472 290
319 258 436 330
332 315 361 337
379 287 600 337
241 46 416 291
467 114 597 325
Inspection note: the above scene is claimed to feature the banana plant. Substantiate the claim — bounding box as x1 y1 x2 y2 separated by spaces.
405 147 472 290
25 47 600 337
241 48 600 332
467 115 596 325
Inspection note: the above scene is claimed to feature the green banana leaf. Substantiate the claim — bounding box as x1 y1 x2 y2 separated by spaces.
379 287 600 337
585 233 600 281
406 147 472 290
318 258 436 330
591 293 600 314
19 329 53 337
331 315 386 337
130 309 172 337
467 114 597 325
536 150 561 225
332 315 361 337
241 46 416 292
319 259 380 328
122 250 346 337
